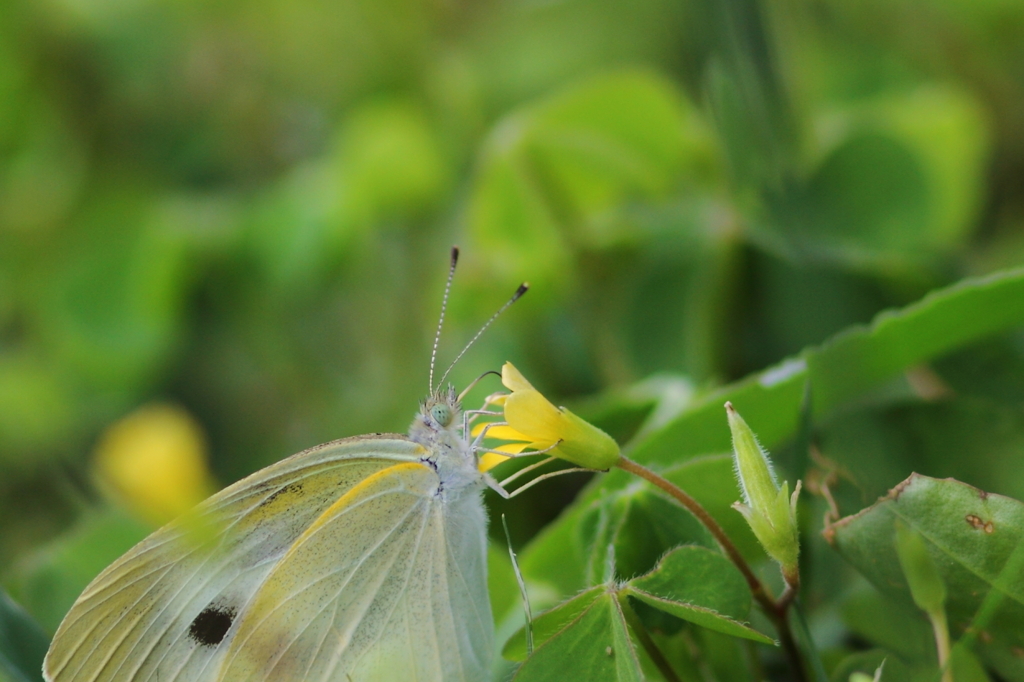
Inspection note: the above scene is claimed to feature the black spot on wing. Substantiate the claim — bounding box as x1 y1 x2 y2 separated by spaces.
188 605 236 646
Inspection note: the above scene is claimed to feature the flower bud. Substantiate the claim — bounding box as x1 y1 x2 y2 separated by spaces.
726 402 800 580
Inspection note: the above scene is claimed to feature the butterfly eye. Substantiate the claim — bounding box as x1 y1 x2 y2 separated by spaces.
431 404 453 426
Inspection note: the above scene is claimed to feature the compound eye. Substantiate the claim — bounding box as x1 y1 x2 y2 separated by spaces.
430 404 453 427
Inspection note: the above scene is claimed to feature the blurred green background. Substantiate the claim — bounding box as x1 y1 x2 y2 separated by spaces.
2 0 1024 657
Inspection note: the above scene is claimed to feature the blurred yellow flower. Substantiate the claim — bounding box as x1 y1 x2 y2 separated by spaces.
93 403 217 526
479 362 620 470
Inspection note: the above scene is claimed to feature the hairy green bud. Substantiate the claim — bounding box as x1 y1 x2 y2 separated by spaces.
726 402 800 582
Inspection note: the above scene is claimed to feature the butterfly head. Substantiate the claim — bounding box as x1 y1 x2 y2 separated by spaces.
410 386 483 492
410 385 463 442
427 395 457 429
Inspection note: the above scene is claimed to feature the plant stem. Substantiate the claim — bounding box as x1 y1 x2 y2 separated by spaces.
776 611 808 682
615 456 765 599
787 601 828 682
618 594 683 682
615 454 809 682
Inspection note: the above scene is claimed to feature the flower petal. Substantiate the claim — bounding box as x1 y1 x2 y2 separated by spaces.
478 452 512 473
497 442 534 455
472 423 532 442
483 393 508 408
499 361 621 469
501 362 537 393
504 389 565 446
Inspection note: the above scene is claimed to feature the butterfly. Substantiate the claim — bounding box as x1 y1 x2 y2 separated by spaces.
43 247 527 682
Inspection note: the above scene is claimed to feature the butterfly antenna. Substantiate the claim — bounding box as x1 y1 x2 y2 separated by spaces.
429 246 460 395
457 370 502 403
437 282 528 389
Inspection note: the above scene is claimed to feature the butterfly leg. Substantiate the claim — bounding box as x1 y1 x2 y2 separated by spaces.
461 409 503 438
484 473 512 499
502 468 593 498
467 419 510 450
484 460 594 499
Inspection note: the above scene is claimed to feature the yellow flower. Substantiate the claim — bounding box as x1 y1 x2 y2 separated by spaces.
94 403 218 526
481 362 620 470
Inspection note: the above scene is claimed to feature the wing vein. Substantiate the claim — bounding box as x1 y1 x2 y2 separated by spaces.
335 498 434 681
265 500 424 678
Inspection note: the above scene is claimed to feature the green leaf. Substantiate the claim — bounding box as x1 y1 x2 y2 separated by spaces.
615 490 716 577
242 161 348 296
900 398 1024 511
339 98 451 224
793 131 930 268
7 509 151 633
571 373 698 451
807 276 1024 416
827 474 1024 681
829 645 991 682
949 644 995 682
773 85 989 271
815 397 1024 514
35 189 192 397
488 542 520 623
841 581 936 663
519 491 591 597
576 473 715 585
525 453 756 600
468 69 714 299
520 269 1024 617
623 546 773 644
503 586 604 662
895 521 946 614
467 138 570 299
521 454 763 599
634 266 1024 466
646 625 757 682
0 588 48 682
511 589 644 682
0 354 76 463
870 86 989 250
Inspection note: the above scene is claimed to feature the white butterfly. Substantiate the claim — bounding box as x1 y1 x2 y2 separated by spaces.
44 248 526 682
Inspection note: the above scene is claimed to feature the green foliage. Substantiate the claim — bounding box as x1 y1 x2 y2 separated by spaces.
505 547 770 680
0 588 47 682
623 546 771 644
894 521 947 615
627 267 1024 467
516 273 1024 680
468 69 715 298
3 0 1024 679
829 475 1024 681
7 511 151 635
512 589 644 682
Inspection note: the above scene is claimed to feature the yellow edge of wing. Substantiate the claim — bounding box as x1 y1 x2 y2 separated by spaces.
219 460 438 677
290 461 435 549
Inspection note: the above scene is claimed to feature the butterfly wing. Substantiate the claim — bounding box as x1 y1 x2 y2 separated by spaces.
217 461 492 682
42 434 460 682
